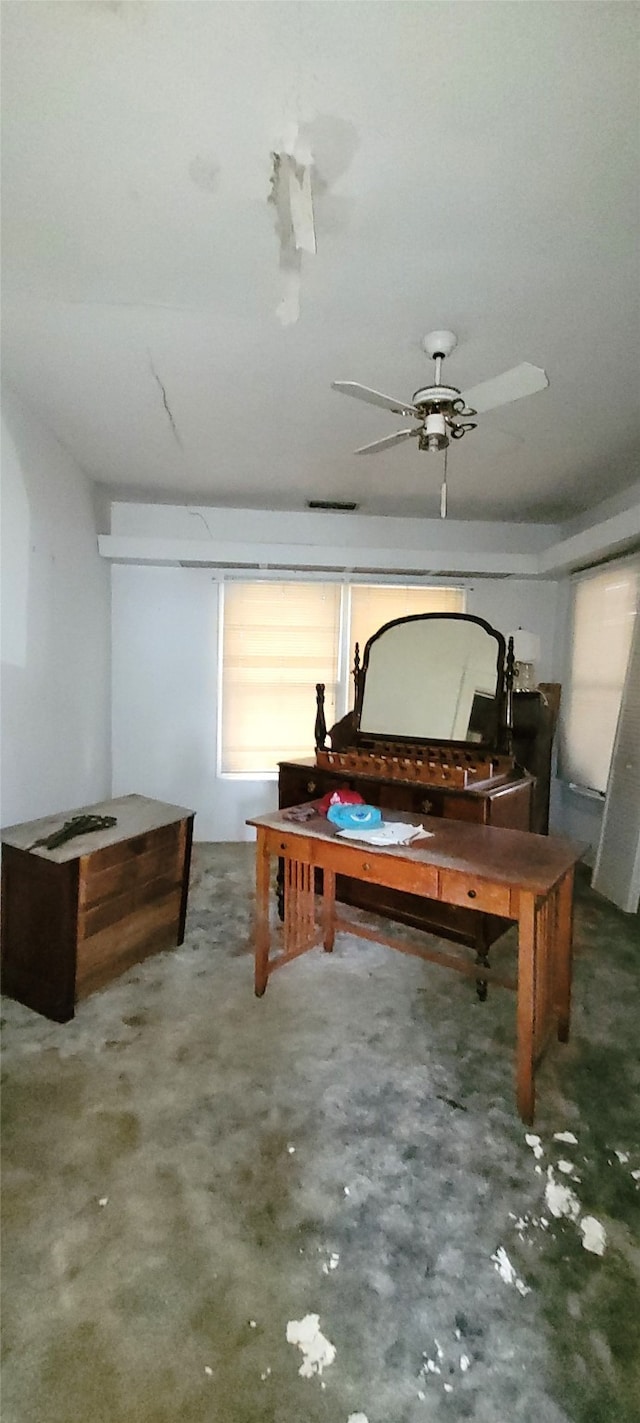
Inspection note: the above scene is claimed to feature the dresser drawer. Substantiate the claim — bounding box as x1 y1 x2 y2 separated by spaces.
405 786 444 817
279 768 325 805
79 825 184 908
442 795 486 824
438 869 514 918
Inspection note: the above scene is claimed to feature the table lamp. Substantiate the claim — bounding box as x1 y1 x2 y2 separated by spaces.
510 629 540 692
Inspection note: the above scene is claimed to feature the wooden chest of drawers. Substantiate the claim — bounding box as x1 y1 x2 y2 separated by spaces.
279 758 533 953
1 795 194 1022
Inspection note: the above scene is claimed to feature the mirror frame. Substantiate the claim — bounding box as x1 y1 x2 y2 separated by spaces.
353 612 510 751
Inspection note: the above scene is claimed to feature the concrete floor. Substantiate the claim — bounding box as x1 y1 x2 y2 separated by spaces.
1 845 639 1423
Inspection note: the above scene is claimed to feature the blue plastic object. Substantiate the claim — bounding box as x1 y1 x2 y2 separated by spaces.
326 803 382 830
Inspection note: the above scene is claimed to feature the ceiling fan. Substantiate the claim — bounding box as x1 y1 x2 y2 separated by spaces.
332 331 549 517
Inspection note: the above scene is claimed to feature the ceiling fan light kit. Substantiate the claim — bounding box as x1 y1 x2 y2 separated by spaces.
421 411 449 453
332 331 549 518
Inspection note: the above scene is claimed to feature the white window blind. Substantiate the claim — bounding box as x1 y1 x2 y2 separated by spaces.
592 607 640 913
560 560 639 794
221 582 341 774
349 584 465 672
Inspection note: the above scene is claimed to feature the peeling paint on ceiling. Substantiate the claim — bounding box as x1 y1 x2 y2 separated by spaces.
269 115 358 326
270 132 316 326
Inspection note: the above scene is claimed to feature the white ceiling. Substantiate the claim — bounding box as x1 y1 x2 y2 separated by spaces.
2 1 639 522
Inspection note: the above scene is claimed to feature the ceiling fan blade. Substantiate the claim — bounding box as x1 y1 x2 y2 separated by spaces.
354 428 419 455
332 381 418 417
463 362 549 414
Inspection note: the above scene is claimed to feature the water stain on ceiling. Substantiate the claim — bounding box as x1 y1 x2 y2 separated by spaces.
188 155 221 196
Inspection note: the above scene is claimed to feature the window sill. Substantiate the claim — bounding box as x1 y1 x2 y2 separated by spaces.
566 782 605 802
218 772 279 782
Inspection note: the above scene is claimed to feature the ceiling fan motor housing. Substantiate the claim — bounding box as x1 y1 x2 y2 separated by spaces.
412 384 461 408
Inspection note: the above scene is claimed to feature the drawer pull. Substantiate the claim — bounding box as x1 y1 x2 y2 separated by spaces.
421 798 433 814
467 889 477 899
306 780 318 794
362 862 371 872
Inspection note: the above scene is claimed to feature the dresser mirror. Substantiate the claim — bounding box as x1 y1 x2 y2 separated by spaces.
355 612 508 748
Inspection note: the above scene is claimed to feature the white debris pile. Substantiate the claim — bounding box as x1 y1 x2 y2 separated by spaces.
521 1131 609 1257
579 1216 607 1256
545 1166 581 1223
491 1245 531 1297
557 1159 580 1177
607 1147 640 1190
286 1313 336 1378
508 1211 550 1236
418 1334 471 1395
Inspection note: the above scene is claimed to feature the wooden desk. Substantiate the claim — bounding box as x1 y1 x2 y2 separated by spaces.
1 795 194 1022
247 808 584 1124
279 757 533 965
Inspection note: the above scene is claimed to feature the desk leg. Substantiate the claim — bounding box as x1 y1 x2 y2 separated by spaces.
517 891 537 1125
254 830 271 997
323 870 336 953
555 868 574 1043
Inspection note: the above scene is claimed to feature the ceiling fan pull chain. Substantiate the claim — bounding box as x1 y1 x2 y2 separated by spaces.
440 446 448 520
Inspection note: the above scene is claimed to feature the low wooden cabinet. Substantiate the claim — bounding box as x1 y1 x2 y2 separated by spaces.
279 758 533 959
1 794 194 1022
512 687 560 834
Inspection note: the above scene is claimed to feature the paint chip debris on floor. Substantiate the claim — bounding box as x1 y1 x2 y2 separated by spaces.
286 1314 336 1378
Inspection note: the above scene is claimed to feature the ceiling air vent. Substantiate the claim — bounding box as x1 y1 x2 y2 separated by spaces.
307 499 358 512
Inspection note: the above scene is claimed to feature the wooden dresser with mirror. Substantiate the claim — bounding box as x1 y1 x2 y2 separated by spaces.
278 612 559 991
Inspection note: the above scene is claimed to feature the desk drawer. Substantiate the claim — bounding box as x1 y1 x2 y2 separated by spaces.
438 869 514 918
274 835 438 899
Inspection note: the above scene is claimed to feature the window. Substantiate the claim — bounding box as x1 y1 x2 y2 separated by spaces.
220 580 465 775
221 582 342 774
560 558 639 794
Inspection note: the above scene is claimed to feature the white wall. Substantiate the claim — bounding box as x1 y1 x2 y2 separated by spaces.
553 782 605 864
111 562 562 842
1 388 111 826
111 566 276 840
466 580 560 685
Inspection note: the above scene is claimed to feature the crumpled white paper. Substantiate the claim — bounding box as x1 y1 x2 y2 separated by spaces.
336 822 433 846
